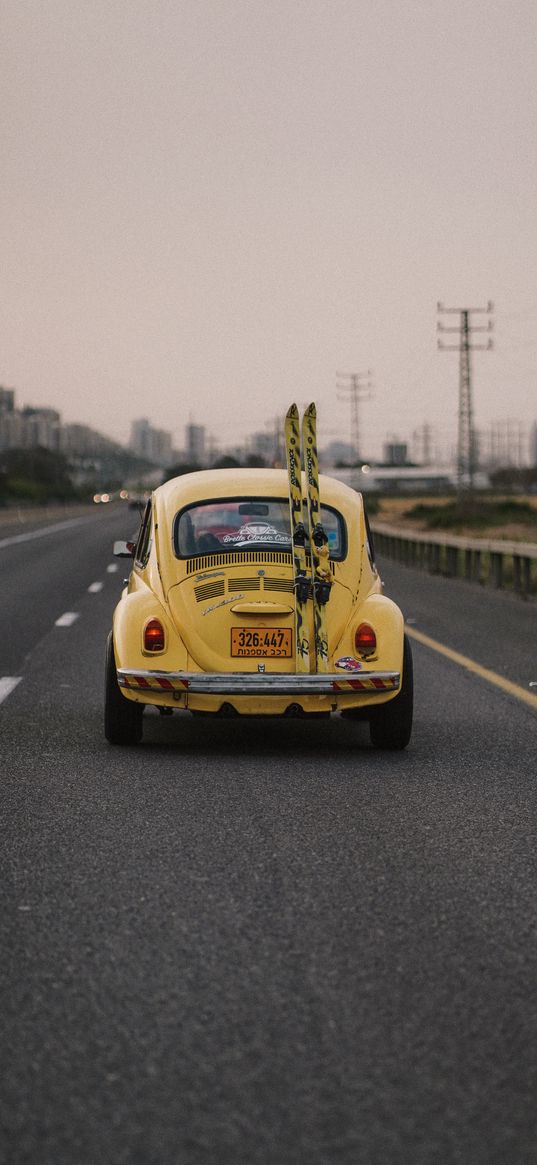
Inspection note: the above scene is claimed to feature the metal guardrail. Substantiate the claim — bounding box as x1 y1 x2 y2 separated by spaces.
371 521 537 598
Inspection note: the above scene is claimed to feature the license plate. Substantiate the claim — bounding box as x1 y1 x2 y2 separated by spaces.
231 627 293 658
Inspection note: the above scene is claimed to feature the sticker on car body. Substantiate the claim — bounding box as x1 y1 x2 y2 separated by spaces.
222 524 291 546
335 656 364 671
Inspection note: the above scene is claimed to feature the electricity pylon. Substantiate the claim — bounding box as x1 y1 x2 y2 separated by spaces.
437 301 494 495
336 371 373 474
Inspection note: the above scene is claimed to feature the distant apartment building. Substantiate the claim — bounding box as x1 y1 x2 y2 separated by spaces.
383 441 409 466
130 418 173 465
0 386 128 462
185 423 206 466
60 424 120 457
0 395 61 452
530 422 537 466
0 409 26 450
319 440 355 467
247 430 278 465
21 407 62 451
0 386 15 414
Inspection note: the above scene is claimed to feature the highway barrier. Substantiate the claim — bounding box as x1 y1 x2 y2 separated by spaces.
371 521 537 598
0 502 97 541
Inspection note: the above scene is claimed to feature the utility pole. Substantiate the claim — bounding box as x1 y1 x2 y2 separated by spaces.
437 301 493 495
412 422 434 465
336 371 373 481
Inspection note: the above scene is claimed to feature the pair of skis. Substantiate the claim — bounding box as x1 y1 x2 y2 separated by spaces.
284 403 332 674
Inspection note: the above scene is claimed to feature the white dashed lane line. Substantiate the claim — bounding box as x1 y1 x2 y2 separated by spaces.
107 564 119 573
1 574 118 703
55 571 117 624
55 612 80 627
0 677 22 704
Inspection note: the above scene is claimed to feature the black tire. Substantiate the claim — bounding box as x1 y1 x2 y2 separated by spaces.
104 632 144 745
369 634 413 750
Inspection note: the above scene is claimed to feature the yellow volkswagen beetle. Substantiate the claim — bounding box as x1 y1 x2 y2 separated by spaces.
105 467 413 748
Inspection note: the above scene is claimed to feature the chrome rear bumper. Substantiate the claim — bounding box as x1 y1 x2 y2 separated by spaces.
117 669 400 696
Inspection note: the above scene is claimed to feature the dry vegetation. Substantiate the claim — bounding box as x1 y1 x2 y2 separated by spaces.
374 494 537 542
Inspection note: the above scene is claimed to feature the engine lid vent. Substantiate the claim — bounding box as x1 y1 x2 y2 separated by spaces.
188 550 294 574
194 579 226 602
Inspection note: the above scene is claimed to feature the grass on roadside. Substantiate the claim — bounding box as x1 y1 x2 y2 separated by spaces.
404 497 537 532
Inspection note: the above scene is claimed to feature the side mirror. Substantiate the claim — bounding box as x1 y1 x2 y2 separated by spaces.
113 540 135 558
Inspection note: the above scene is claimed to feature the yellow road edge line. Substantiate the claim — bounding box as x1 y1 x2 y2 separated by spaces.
406 625 537 711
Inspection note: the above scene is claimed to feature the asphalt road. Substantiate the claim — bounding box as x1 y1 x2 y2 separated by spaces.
1 505 536 1164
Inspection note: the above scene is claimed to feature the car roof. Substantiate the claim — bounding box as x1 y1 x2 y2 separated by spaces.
155 467 361 517
151 468 368 591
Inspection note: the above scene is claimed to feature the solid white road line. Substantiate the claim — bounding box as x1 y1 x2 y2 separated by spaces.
0 677 22 704
88 581 104 593
0 517 91 550
55 612 80 627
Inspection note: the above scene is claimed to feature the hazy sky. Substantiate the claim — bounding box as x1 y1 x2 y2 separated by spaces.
2 0 537 458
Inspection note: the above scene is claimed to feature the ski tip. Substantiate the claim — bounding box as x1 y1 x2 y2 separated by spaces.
286 403 299 419
305 402 316 418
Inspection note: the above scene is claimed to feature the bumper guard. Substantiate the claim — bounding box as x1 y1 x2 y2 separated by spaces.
117 669 401 696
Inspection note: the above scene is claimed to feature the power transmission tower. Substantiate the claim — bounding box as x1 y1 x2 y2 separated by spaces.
437 301 493 495
412 422 434 465
336 371 373 477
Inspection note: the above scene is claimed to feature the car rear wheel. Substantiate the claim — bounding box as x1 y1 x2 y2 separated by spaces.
369 634 413 750
104 632 143 745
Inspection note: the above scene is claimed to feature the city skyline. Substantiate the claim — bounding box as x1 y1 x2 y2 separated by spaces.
2 383 535 470
2 2 537 455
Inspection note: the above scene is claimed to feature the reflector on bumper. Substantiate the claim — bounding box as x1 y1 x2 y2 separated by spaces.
117 669 400 695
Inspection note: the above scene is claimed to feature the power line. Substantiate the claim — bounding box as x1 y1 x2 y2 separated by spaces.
437 301 494 495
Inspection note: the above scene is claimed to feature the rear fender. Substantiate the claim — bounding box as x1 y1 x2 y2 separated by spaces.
335 593 405 673
113 588 188 672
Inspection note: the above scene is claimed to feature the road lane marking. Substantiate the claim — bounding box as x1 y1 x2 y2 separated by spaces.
0 677 22 704
88 581 104 593
0 517 91 550
55 612 79 627
107 564 119 573
406 626 537 711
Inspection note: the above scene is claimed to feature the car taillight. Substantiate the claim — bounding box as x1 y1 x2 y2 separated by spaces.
355 622 377 656
144 618 165 652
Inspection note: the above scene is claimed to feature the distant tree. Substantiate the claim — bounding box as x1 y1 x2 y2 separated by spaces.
243 453 267 468
1 447 77 502
212 455 241 469
161 462 201 484
490 466 537 491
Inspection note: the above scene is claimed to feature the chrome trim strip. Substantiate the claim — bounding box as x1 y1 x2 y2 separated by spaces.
118 669 400 695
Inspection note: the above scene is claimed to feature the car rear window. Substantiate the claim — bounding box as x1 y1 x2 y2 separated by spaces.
174 498 346 559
